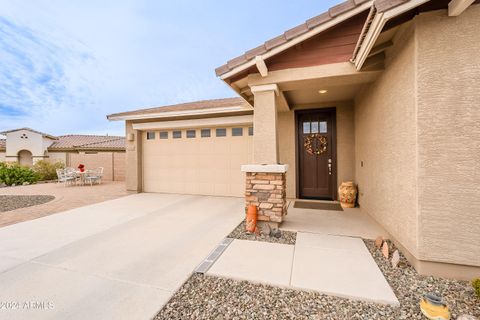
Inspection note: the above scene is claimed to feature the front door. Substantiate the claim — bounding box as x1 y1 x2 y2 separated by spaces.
297 109 336 200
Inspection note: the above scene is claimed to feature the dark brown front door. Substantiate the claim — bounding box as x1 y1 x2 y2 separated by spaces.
297 109 337 200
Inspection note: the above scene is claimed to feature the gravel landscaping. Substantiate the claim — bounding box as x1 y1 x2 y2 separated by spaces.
0 195 55 212
155 238 479 319
364 239 479 320
228 220 296 245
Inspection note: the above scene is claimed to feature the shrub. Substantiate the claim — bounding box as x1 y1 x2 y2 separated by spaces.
0 162 39 186
32 160 65 181
473 278 480 298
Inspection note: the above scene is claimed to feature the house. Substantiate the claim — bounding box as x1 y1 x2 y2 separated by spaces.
0 128 126 181
107 0 480 279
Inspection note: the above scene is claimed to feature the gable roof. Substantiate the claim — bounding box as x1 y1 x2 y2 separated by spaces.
0 127 58 140
107 97 252 121
215 0 372 78
49 135 125 151
215 0 461 79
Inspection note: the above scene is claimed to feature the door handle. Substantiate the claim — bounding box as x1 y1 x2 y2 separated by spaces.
328 158 332 175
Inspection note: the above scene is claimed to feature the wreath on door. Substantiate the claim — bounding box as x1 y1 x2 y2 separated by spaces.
304 134 328 155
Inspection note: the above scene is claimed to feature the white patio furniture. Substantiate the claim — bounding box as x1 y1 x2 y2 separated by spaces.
84 167 104 186
56 168 76 186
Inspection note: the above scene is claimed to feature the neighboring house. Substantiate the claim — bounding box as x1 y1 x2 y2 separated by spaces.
0 128 126 181
108 0 480 279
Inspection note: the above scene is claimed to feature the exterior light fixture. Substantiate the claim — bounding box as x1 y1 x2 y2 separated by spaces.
319 89 328 94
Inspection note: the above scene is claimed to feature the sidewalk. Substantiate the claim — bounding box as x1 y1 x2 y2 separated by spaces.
207 232 399 306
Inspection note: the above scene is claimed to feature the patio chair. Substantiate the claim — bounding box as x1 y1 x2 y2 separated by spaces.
84 167 103 186
56 168 76 187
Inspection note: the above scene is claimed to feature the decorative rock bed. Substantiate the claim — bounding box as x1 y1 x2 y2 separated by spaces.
154 238 479 319
0 195 55 213
228 220 296 245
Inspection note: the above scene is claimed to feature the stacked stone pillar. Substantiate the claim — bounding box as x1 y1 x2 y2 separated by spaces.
241 164 288 226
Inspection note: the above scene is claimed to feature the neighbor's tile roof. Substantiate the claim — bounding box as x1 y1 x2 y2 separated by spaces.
0 127 58 140
49 135 125 150
215 0 425 77
107 97 249 118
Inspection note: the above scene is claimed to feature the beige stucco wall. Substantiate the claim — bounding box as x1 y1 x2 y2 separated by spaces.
4 129 52 162
47 152 67 164
278 101 355 199
125 121 143 191
0 152 5 162
354 22 419 257
415 7 480 267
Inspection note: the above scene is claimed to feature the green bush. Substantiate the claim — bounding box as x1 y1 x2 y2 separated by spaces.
473 278 480 298
32 160 65 181
0 162 39 186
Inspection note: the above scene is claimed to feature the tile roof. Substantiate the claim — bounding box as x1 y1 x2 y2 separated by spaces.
215 0 430 78
49 135 125 150
215 0 372 77
0 127 58 140
107 97 250 119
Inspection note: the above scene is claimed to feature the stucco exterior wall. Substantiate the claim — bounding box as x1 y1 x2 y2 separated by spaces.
5 130 47 161
278 102 355 199
0 152 5 162
415 7 480 267
125 121 142 191
354 23 419 257
47 152 67 164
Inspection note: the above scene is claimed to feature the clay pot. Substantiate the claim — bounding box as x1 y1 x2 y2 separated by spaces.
338 181 357 208
246 205 258 233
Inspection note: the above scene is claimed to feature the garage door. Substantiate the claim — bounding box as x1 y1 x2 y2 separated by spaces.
142 126 253 197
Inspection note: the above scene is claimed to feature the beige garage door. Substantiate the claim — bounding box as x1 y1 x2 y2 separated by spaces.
142 126 253 197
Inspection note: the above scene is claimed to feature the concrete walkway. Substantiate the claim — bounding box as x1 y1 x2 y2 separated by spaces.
0 193 244 320
208 233 399 306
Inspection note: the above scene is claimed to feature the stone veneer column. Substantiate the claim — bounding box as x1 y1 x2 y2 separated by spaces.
241 164 288 226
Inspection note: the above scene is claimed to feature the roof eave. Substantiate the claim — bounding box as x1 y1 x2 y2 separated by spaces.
216 1 373 80
107 105 253 121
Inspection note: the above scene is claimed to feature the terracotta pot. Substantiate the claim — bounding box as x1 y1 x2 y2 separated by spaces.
338 181 357 208
246 205 258 233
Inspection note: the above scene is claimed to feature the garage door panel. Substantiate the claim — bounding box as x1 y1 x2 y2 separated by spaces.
143 127 253 197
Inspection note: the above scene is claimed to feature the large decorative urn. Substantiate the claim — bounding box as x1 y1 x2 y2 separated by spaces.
338 181 357 208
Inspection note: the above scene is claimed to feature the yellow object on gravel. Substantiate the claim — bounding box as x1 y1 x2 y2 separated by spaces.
420 296 451 320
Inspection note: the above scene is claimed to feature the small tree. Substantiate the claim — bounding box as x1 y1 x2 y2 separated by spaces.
473 278 480 298
32 160 65 181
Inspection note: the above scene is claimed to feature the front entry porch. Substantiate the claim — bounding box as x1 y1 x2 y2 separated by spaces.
281 200 389 240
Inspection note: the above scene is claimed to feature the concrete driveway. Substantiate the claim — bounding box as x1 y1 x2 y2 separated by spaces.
0 193 244 320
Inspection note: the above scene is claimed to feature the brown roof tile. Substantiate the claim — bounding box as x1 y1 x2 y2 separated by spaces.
245 45 268 60
329 0 357 17
265 34 288 50
284 23 310 40
374 0 410 12
107 97 249 119
49 135 125 150
227 54 248 69
306 12 332 29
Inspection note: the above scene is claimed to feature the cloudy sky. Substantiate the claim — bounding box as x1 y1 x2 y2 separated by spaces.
0 0 338 136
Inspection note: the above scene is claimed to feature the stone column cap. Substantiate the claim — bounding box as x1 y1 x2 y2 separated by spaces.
241 164 288 173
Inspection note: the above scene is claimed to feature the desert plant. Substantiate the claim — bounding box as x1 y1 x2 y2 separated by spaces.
0 162 39 186
32 160 65 181
472 278 480 298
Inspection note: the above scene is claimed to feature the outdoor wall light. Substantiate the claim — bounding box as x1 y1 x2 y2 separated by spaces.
318 89 328 94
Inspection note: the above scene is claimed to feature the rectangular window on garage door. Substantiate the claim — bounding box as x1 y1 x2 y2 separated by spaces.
173 130 182 139
146 131 155 140
216 128 227 137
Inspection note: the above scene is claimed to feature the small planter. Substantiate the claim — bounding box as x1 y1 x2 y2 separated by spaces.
338 181 357 208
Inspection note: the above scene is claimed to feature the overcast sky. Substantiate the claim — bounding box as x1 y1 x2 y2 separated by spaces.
0 0 339 136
